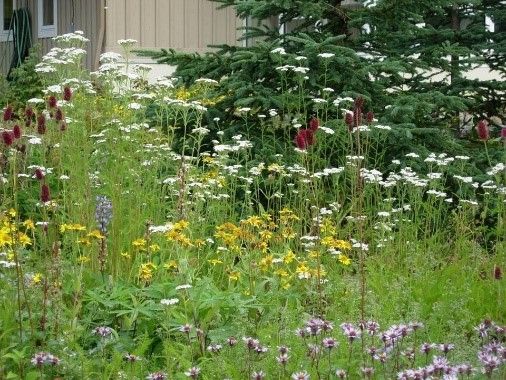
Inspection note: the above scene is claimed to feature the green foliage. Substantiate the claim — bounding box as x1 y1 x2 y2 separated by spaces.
0 45 44 108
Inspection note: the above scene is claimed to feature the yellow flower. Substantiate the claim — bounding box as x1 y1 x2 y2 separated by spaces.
259 230 273 241
22 219 35 230
132 238 147 248
259 255 274 271
0 229 12 248
18 233 31 246
32 273 43 285
60 223 87 233
296 261 311 279
338 254 351 266
8 209 16 218
334 240 352 250
283 250 296 264
163 260 178 270
138 262 157 282
120 252 131 259
149 244 160 253
208 259 223 266
193 239 205 248
173 220 189 231
320 218 336 235
279 208 300 224
87 230 105 240
77 255 90 264
281 279 291 290
308 250 319 259
228 270 241 281
77 238 91 246
311 266 327 277
242 215 264 228
274 269 289 277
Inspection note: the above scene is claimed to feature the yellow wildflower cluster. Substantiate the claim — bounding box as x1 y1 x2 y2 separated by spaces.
318 218 352 266
165 220 193 247
0 210 33 250
138 262 157 282
59 223 86 233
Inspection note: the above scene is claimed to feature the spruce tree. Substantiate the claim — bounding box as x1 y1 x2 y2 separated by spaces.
140 0 505 132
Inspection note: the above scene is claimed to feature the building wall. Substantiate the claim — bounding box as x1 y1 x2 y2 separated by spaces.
104 0 242 53
0 0 103 76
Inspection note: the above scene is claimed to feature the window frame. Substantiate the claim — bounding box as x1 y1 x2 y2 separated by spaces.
0 0 16 42
37 0 57 38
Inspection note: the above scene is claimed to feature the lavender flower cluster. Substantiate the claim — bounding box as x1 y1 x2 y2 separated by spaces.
30 352 61 367
95 195 112 233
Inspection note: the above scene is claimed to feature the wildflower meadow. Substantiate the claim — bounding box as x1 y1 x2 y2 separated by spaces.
0 32 504 380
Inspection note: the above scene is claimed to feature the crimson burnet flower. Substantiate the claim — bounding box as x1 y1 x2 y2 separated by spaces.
476 120 489 140
25 106 34 119
35 169 45 180
59 121 67 131
501 127 506 140
1 130 14 146
345 112 354 130
40 184 51 203
294 129 315 150
354 96 364 109
55 108 63 121
308 116 319 131
37 114 46 135
48 95 57 108
366 111 374 124
13 124 21 139
3 105 13 121
494 265 502 280
63 86 72 101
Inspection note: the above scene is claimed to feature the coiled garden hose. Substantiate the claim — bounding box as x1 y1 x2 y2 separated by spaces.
7 8 32 79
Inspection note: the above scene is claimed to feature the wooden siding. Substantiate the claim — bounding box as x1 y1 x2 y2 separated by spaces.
105 0 242 54
0 0 103 76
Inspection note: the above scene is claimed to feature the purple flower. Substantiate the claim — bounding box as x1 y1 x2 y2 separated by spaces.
420 343 435 355
30 352 60 367
307 343 320 360
95 195 113 233
306 318 324 336
365 321 380 335
335 369 347 379
291 371 310 380
254 344 268 354
276 353 289 365
340 322 361 343
295 327 310 339
438 343 455 354
227 336 238 346
179 323 192 334
251 371 266 380
184 367 201 379
402 348 415 361
361 367 374 379
432 356 450 376
243 336 260 350
207 343 222 353
123 353 141 362
278 345 289 354
146 371 167 380
478 351 501 375
456 364 474 376
322 337 338 350
92 326 113 338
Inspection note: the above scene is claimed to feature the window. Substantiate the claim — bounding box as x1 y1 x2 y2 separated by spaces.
0 0 15 41
38 0 57 38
